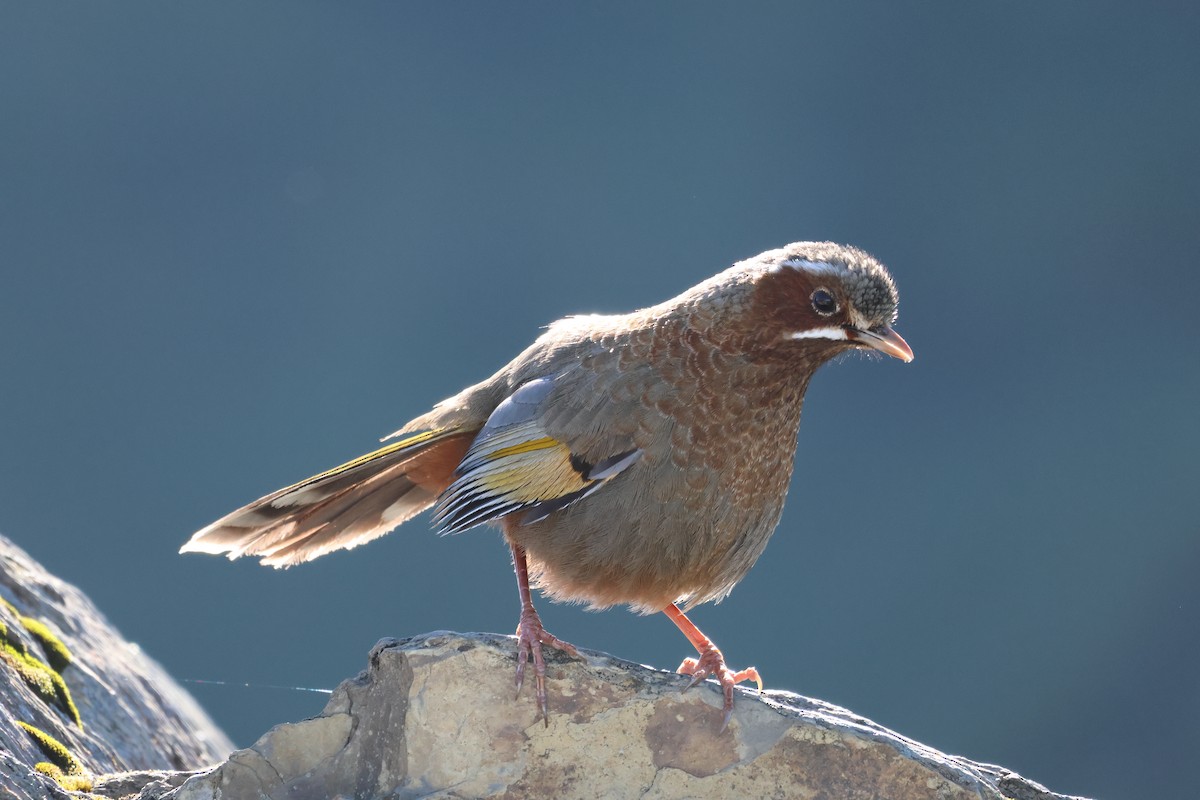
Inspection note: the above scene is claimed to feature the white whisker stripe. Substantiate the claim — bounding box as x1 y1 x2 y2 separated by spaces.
786 327 848 342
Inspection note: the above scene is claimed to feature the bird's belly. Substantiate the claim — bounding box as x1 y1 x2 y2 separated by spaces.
506 447 790 613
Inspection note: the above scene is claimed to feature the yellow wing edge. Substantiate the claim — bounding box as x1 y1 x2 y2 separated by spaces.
281 428 450 491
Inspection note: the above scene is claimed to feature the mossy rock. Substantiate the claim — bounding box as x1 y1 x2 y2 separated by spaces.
33 762 94 793
20 616 73 673
0 595 73 672
17 721 93 793
0 615 82 727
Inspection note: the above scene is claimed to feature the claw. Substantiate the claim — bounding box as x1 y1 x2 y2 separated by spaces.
677 649 760 727
508 542 580 725
733 666 764 695
677 656 707 690
514 604 579 726
514 629 530 697
663 603 763 731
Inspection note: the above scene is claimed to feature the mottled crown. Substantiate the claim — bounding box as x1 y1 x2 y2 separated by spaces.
765 241 900 328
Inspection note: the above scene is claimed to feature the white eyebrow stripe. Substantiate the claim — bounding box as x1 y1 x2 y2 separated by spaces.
770 258 841 275
786 326 848 342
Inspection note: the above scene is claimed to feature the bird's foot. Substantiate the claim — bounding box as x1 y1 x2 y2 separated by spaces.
514 606 580 726
678 648 763 730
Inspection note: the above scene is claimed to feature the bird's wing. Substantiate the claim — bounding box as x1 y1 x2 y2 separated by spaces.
181 427 476 567
432 376 643 534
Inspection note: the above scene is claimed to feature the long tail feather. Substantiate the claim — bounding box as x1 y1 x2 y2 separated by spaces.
181 428 475 567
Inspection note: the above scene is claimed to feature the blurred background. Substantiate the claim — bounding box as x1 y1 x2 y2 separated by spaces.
2 3 1197 798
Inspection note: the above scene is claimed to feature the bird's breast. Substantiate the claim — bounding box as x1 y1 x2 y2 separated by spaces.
510 321 811 612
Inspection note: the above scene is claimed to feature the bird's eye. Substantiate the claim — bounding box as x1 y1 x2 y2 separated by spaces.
810 288 838 316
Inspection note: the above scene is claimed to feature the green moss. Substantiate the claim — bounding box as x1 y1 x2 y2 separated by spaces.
17 720 79 772
1 596 75 671
17 721 93 792
0 596 81 727
46 662 82 728
1 634 82 728
34 761 94 792
20 617 73 672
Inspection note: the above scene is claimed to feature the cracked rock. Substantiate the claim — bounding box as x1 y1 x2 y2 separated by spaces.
156 632 1089 800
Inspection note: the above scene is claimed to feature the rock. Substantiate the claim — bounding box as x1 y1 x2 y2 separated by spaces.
0 532 1089 800
0 533 233 798
155 632 1089 800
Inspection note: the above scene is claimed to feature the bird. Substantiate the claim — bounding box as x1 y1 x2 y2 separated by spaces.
181 241 913 728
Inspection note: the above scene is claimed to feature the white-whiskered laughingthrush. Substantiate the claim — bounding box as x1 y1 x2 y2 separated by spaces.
182 241 913 727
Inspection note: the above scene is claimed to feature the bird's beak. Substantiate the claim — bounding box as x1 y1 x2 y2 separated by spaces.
847 325 914 363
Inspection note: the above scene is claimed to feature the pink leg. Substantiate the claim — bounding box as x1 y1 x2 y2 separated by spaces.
663 603 762 730
511 543 579 725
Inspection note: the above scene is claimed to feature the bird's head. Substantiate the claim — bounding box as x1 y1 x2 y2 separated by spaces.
735 242 914 366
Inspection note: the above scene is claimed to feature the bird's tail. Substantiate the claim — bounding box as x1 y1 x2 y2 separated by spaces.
180 427 476 567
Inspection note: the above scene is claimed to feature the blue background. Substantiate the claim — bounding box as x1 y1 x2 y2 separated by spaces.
3 4 1198 798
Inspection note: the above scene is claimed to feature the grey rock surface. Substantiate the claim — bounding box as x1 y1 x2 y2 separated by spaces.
157 632 1089 800
0 533 233 798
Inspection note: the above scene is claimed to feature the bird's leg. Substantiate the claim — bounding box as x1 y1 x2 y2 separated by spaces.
510 542 579 726
663 603 762 729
